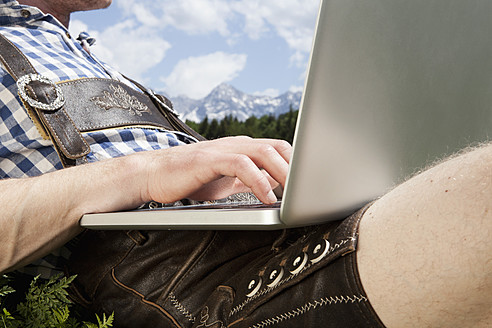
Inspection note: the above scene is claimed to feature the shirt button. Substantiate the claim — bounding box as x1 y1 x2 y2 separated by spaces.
65 32 72 39
20 9 31 18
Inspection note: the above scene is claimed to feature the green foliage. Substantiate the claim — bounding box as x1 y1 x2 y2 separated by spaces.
0 274 113 328
186 106 299 143
0 275 16 327
83 313 114 328
16 274 76 327
0 285 15 298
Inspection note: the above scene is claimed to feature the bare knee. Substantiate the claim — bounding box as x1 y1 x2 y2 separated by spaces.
356 144 492 327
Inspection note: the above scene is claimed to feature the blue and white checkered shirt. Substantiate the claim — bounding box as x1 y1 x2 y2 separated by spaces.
0 0 195 277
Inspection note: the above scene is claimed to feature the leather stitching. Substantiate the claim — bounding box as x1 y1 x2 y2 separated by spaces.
243 294 368 328
169 292 196 323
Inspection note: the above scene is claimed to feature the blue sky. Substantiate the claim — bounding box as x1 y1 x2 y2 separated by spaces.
70 0 320 99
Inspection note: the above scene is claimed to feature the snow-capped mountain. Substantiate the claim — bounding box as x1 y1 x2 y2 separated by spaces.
169 83 302 122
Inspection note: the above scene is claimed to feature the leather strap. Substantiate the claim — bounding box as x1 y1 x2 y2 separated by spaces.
0 33 90 165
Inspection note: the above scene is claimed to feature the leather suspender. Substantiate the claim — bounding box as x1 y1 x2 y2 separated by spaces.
0 33 205 167
0 33 90 167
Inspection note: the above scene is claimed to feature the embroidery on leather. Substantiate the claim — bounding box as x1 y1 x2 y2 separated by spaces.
91 84 151 116
195 307 226 328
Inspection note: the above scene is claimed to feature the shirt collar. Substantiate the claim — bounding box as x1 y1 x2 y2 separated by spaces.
0 0 67 33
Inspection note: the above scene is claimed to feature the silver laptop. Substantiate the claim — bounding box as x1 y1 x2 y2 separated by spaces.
80 0 492 230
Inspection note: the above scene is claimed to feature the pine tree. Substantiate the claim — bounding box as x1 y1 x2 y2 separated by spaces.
183 104 299 142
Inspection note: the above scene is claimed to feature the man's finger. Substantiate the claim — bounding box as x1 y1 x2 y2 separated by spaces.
207 152 278 204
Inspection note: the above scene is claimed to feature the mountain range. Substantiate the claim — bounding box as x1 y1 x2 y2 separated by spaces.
169 83 302 122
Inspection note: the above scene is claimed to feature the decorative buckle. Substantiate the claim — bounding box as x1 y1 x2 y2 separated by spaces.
17 74 65 111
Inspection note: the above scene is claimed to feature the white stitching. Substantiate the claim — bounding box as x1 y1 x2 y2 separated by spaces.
248 294 368 328
169 292 196 323
229 237 355 317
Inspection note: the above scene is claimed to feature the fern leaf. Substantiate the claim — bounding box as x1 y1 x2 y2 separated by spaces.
83 312 114 328
0 286 15 298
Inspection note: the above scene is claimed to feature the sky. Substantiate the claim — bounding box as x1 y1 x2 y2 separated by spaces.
70 0 321 100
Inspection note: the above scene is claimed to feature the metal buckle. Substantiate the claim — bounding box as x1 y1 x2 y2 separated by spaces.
147 88 179 116
17 74 65 111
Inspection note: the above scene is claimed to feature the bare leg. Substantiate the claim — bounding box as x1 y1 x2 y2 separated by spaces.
357 144 492 327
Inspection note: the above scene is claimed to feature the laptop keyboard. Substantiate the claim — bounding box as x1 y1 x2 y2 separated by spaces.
138 192 281 211
150 201 282 211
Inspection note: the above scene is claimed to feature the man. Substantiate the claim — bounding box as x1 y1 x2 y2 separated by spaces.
0 0 490 327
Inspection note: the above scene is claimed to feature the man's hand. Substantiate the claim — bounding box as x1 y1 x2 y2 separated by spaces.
136 136 292 205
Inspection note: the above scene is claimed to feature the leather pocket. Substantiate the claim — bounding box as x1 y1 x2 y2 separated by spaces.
66 230 139 302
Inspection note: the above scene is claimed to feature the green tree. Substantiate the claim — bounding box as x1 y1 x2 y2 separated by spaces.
183 105 299 142
198 116 209 136
206 119 220 139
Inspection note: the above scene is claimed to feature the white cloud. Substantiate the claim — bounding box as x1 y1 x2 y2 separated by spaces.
117 0 162 26
233 0 319 54
97 21 171 81
163 0 232 36
289 85 304 93
117 0 233 36
161 52 247 99
70 18 171 82
230 1 268 40
116 0 318 51
253 88 280 97
68 19 89 38
289 50 308 69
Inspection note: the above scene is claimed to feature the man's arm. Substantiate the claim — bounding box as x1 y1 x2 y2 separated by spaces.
0 136 292 273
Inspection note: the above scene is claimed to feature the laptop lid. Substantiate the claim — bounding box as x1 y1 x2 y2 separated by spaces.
281 0 492 225
81 0 492 230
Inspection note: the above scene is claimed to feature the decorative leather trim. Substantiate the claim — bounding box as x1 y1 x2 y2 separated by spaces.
227 203 373 322
228 236 357 317
57 78 176 133
91 84 150 116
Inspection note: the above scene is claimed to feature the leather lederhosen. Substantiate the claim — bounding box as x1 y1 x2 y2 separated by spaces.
66 203 385 328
